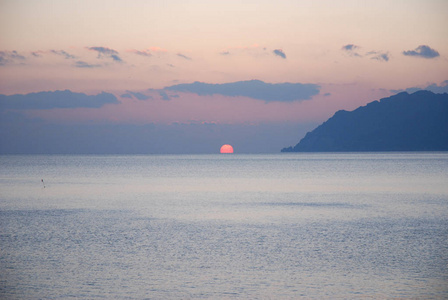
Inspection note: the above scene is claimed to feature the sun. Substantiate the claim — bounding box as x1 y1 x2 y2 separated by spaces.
220 144 234 154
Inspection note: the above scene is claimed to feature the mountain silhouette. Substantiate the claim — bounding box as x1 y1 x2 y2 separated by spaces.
282 90 448 152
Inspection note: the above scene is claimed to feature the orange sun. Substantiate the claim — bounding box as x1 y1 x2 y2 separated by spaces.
220 144 234 154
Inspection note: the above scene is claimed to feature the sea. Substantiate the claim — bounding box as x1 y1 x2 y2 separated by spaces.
0 153 447 299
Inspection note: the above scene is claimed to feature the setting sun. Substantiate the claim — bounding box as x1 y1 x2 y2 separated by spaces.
220 144 234 154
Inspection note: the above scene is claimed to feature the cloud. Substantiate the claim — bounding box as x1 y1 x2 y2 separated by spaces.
74 61 101 68
367 51 389 62
87 46 118 56
342 44 359 51
127 49 153 57
0 56 7 66
342 45 390 61
121 91 153 100
177 53 192 60
219 44 268 57
403 45 440 58
110 54 122 62
127 47 168 59
165 80 320 102
31 51 43 57
159 90 171 100
50 50 76 59
0 90 119 110
87 46 124 62
121 93 132 99
273 49 286 59
148 46 168 53
390 80 448 94
0 50 26 66
341 44 361 57
375 53 389 62
28 49 76 59
424 80 448 93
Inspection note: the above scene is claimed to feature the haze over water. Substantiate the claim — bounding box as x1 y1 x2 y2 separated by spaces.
1 153 447 299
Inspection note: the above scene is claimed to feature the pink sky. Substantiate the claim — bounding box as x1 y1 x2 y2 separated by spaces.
1 0 447 153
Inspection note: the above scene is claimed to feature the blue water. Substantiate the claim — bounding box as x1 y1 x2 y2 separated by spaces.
1 153 447 299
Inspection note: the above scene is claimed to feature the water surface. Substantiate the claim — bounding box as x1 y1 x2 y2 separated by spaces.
1 153 447 299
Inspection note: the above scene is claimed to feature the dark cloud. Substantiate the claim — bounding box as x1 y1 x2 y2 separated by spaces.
0 51 26 66
177 53 192 60
74 61 101 68
0 90 119 110
273 49 286 59
121 91 152 100
220 51 230 55
87 46 124 62
165 80 320 102
403 45 440 58
390 80 448 94
50 50 76 59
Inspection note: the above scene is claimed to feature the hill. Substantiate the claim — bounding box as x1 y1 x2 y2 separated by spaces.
281 91 448 152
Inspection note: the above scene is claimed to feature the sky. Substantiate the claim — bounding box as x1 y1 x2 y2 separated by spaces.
0 0 447 154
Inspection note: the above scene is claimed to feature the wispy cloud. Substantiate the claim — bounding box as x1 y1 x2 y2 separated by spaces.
342 44 359 51
31 51 43 57
87 46 118 57
341 44 361 57
121 90 153 100
165 80 320 102
74 61 101 68
0 50 26 66
127 47 168 59
403 45 440 59
342 44 390 62
110 54 122 62
148 46 168 53
86 46 124 62
367 51 389 62
127 49 153 57
159 90 171 101
390 80 448 94
50 50 77 59
177 53 192 60
273 49 286 59
219 44 268 57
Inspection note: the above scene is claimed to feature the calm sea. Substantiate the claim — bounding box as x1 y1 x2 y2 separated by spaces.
1 153 447 299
